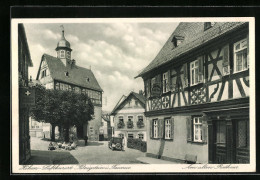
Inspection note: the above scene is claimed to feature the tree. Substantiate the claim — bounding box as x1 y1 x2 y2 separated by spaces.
30 84 94 142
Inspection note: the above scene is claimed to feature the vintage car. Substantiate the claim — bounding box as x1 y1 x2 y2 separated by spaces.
108 137 123 151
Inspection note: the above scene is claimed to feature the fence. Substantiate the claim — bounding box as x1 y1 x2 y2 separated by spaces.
127 138 147 152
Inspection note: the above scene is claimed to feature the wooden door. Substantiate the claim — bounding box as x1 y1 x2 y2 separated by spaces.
214 121 227 163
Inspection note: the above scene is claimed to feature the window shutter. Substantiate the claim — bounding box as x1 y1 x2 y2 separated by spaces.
222 45 230 75
150 120 153 138
155 74 162 95
198 56 204 82
167 70 171 92
183 63 188 88
170 117 174 140
201 117 208 143
186 117 192 141
146 79 151 98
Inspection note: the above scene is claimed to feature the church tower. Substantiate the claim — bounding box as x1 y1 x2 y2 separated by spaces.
55 26 72 66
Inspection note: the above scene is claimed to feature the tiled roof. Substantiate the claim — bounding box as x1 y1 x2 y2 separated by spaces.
101 115 110 122
137 22 247 77
110 91 145 115
38 54 103 92
132 92 146 105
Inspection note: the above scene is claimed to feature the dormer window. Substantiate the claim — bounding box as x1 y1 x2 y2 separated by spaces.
60 50 65 58
204 22 215 31
172 35 184 48
86 77 90 82
65 71 69 77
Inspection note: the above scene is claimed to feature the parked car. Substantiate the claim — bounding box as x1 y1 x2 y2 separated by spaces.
108 137 123 151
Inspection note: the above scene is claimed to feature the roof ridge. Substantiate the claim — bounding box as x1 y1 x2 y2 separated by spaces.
137 22 247 77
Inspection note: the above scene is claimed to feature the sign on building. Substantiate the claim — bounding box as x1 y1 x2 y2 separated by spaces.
19 87 35 107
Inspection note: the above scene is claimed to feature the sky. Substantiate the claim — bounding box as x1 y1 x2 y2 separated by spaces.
24 22 179 112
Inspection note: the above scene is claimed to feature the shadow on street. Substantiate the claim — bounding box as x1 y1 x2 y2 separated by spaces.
25 150 79 165
87 141 104 146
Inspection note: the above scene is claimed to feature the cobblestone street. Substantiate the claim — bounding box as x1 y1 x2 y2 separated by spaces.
27 137 145 164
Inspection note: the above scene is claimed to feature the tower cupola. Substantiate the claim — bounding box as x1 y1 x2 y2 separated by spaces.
55 25 72 66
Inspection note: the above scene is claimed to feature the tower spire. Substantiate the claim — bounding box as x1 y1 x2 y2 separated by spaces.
60 25 65 38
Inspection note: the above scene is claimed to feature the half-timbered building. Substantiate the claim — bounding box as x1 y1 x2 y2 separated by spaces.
34 28 103 141
136 22 250 164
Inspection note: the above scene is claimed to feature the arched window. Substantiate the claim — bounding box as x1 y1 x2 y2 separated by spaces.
60 50 65 58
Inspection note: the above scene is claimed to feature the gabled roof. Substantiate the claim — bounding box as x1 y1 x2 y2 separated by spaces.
136 22 247 77
110 95 126 115
101 114 110 122
36 54 103 92
18 24 33 67
110 91 145 115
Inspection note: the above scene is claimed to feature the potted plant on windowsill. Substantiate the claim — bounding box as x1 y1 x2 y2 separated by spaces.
117 121 125 129
137 120 144 128
127 121 134 129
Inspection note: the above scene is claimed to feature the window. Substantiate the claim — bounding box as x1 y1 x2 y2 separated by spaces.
128 133 134 139
68 85 72 91
41 69 47 78
204 22 213 31
216 121 226 146
190 57 203 86
119 133 124 138
234 38 248 72
67 51 71 59
190 60 199 86
163 71 169 93
60 50 65 58
151 77 156 90
65 71 69 77
55 82 60 90
138 134 144 140
64 84 69 91
193 117 203 142
74 87 80 93
165 119 171 139
127 116 134 128
60 83 64 90
153 119 158 138
137 116 144 128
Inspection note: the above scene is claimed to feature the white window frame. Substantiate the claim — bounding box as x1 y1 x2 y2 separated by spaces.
153 119 158 138
193 117 203 142
190 60 199 86
234 38 248 73
165 119 171 139
60 50 65 58
163 72 169 93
